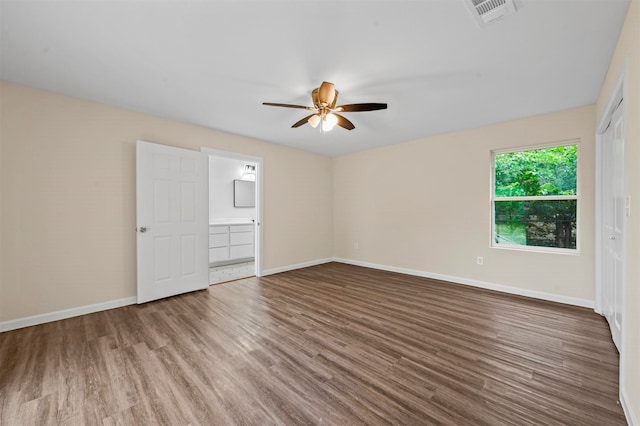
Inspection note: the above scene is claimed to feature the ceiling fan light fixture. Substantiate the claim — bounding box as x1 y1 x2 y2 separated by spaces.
308 114 321 128
322 113 338 131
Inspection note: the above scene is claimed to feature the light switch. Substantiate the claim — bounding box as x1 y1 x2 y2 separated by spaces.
627 195 631 217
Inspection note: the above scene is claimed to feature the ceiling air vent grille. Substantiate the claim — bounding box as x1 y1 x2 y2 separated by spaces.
466 0 516 26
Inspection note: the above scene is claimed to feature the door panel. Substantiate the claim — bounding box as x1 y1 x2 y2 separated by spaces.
601 101 625 351
137 140 209 303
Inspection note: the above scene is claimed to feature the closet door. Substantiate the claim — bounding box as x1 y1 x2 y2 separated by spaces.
601 101 625 351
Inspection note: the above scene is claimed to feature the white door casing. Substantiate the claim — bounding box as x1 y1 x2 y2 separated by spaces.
601 100 625 351
136 140 209 303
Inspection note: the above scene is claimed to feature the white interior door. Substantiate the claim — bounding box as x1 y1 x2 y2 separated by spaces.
601 100 625 351
136 140 209 303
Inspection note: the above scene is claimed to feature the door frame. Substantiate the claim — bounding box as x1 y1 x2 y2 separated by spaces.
595 67 627 316
201 147 264 277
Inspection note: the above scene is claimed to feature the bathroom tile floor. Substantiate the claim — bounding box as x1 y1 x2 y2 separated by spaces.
209 261 255 284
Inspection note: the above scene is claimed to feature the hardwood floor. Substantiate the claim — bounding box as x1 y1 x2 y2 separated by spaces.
0 263 626 425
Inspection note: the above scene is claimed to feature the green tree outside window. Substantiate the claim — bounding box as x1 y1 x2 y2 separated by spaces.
494 144 578 250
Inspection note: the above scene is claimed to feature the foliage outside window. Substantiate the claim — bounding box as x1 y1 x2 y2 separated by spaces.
493 143 578 251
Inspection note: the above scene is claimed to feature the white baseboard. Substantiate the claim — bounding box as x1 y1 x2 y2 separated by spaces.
333 257 594 309
0 296 137 333
0 257 330 332
261 258 333 277
0 257 595 332
621 387 637 426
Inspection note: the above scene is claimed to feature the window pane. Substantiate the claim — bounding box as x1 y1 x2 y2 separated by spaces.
495 145 577 197
495 200 576 249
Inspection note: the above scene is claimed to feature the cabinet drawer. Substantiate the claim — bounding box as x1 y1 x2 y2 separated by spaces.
230 232 253 246
230 244 254 259
209 225 229 234
230 224 253 233
209 247 229 263
209 233 228 248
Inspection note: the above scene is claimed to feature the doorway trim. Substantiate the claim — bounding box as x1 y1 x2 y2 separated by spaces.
201 148 264 278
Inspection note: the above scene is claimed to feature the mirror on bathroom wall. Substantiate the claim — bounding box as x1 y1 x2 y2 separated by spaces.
234 180 255 207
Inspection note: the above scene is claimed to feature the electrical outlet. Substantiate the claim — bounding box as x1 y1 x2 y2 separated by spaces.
477 256 484 265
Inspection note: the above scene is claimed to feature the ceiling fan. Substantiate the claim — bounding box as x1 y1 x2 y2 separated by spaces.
263 81 387 131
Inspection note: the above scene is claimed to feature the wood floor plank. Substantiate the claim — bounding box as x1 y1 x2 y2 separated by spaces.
0 262 626 425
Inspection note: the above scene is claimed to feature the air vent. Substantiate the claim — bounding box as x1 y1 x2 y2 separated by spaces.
465 0 516 26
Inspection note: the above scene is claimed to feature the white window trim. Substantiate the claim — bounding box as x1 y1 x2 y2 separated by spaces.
494 195 579 202
490 139 581 255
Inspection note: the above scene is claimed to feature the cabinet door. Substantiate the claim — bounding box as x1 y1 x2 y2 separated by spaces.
230 232 253 245
230 244 254 259
209 233 229 248
230 224 254 233
209 247 229 263
209 225 229 234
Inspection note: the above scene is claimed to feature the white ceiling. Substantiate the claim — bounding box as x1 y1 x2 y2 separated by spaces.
0 0 630 157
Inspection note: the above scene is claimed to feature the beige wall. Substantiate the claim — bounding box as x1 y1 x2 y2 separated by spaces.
597 0 640 421
0 81 334 321
334 105 596 301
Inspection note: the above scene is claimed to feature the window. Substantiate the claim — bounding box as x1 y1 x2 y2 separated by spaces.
492 142 578 252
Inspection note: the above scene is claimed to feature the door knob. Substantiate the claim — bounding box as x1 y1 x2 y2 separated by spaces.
139 226 147 233
609 235 616 240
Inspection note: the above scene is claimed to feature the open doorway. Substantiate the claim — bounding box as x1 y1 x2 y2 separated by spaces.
201 148 263 284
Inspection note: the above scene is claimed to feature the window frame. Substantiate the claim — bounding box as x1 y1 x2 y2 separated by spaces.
490 139 580 254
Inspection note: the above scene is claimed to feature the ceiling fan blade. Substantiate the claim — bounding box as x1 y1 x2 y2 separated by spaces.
318 81 336 105
336 103 388 112
263 102 313 110
334 113 355 130
291 114 318 128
